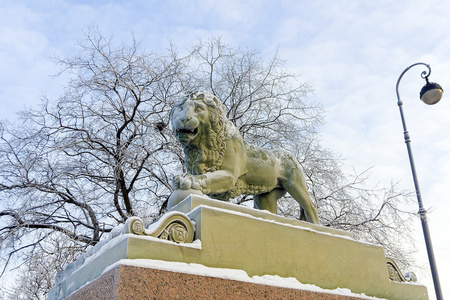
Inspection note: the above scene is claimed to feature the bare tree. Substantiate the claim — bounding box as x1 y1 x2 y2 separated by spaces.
3 234 81 300
0 31 417 297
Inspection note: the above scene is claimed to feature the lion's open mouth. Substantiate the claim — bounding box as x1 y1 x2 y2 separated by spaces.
176 127 198 136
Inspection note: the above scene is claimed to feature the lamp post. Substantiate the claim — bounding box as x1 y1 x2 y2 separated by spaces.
396 63 443 300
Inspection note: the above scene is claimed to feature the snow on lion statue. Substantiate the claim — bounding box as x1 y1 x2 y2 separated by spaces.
168 91 320 224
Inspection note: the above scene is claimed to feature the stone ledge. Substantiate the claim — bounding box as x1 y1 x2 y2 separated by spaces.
171 194 353 238
68 264 372 300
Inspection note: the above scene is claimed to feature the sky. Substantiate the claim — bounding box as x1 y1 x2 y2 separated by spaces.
1 0 449 299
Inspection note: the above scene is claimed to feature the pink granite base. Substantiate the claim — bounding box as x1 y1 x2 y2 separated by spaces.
67 264 369 300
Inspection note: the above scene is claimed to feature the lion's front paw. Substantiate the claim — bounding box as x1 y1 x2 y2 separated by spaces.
180 175 195 190
173 174 208 192
171 175 182 189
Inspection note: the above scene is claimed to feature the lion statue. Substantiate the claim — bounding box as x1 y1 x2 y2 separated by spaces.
169 91 320 224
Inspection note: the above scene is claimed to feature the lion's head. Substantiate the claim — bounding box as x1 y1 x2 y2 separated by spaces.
171 91 236 175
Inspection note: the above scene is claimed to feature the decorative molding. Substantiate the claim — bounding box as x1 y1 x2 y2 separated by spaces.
386 257 417 282
124 212 195 243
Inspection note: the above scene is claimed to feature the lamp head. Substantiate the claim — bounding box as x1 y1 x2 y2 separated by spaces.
420 80 443 105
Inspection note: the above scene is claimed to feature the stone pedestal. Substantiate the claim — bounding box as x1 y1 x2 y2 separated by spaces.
49 195 428 300
67 264 373 300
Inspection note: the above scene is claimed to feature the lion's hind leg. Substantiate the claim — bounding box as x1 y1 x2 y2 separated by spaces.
283 168 320 224
253 188 286 214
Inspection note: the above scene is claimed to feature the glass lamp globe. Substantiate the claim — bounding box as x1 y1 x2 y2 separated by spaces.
420 81 444 105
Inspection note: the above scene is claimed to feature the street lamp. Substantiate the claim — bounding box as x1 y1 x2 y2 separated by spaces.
396 63 443 300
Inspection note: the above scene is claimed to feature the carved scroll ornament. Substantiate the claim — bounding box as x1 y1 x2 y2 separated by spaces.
123 211 195 243
386 257 417 282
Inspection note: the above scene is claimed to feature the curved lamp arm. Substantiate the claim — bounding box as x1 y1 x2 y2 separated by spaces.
396 62 431 105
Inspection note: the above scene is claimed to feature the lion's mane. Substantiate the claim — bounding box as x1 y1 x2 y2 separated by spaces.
177 92 239 175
